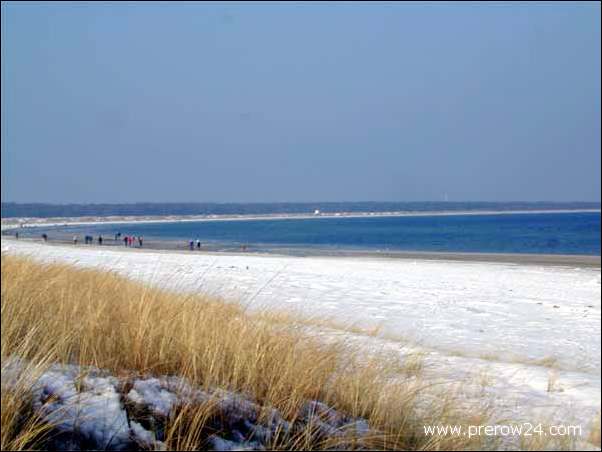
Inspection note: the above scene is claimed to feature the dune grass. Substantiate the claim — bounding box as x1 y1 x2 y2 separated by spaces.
2 253 584 450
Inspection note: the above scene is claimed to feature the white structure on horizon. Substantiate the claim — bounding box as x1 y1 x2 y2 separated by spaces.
313 209 321 215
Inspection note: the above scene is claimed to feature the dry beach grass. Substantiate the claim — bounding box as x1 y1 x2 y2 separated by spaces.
1 254 598 450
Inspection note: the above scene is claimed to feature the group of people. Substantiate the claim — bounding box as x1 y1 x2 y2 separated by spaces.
189 239 202 250
122 234 143 248
67 232 144 248
186 240 247 252
112 232 142 248
86 235 102 245
73 235 103 245
29 231 218 253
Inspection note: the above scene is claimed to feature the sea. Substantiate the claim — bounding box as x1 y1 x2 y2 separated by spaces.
12 207 601 256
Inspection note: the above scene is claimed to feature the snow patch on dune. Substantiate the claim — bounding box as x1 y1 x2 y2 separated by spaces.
2 358 370 451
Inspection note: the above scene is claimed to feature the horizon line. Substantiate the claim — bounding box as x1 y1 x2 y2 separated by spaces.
2 200 601 206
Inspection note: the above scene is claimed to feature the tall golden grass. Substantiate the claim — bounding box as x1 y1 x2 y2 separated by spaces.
1 253 594 450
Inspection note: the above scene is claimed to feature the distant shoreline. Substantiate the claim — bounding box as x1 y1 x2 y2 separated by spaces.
2 208 600 232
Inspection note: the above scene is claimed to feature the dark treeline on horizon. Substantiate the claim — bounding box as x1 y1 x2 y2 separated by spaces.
1 202 600 219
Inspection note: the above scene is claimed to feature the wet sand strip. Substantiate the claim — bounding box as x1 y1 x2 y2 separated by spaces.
3 236 599 268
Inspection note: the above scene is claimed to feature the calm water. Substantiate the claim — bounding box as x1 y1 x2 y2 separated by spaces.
34 211 601 256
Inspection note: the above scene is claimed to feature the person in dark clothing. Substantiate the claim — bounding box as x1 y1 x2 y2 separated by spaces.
42 233 48 242
15 232 19 239
124 236 129 247
138 237 143 248
98 235 103 245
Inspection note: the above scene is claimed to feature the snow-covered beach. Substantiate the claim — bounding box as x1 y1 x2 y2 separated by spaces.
2 237 600 436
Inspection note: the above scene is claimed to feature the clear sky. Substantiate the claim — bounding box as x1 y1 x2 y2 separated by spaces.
1 1 600 203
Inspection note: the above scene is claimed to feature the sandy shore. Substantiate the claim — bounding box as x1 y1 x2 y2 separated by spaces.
4 234 600 268
2 238 600 431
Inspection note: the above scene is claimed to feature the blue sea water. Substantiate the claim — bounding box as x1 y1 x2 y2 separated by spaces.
41 211 601 256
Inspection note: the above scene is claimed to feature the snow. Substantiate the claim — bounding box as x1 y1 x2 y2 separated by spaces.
129 421 163 450
2 359 141 450
2 239 601 439
2 358 368 451
127 378 181 417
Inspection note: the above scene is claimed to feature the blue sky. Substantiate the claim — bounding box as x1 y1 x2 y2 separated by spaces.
1 1 600 203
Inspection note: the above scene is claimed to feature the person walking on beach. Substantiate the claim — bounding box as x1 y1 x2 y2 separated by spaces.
73 236 78 245
189 240 194 251
115 232 121 242
124 236 129 247
138 236 143 248
15 232 19 240
98 235 103 246
42 233 48 242
196 239 201 250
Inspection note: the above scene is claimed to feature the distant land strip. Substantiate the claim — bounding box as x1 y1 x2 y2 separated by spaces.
2 201 600 219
